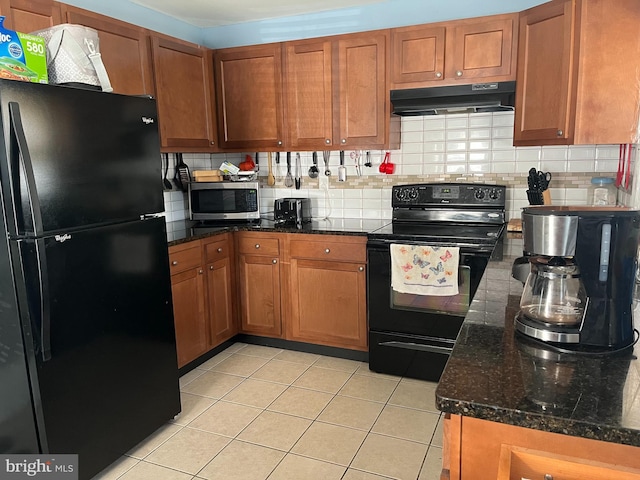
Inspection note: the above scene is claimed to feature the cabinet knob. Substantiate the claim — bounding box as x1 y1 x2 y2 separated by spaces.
255 244 260 249
198 269 203 274
277 140 283 146
272 259 277 264
359 266 364 272
435 71 442 78
557 129 564 136
341 138 346 144
209 265 214 270
217 247 223 253
171 260 178 265
210 140 215 145
456 70 463 77
325 139 331 144
325 248 330 254
544 475 553 480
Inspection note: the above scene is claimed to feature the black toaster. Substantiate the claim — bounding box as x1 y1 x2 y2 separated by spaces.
274 198 311 225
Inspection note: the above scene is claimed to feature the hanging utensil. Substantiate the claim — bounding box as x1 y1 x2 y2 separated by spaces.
267 152 275 186
308 151 319 178
338 150 346 182
295 152 302 189
163 153 172 189
284 152 294 187
255 152 260 172
364 151 372 167
323 150 331 176
625 144 632 189
275 152 281 181
351 151 361 176
616 144 625 188
174 153 190 192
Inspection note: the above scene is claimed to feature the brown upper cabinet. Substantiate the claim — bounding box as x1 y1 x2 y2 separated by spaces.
284 31 399 150
0 0 61 33
214 44 285 150
284 38 333 150
335 31 397 149
60 5 154 96
391 13 518 89
514 0 640 146
151 35 217 152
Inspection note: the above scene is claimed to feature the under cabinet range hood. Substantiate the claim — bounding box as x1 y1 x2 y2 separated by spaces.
391 81 516 116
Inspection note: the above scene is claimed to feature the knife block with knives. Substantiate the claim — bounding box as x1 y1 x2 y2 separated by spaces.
526 167 552 205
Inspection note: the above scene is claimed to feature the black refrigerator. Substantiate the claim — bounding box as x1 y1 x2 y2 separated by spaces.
0 80 181 479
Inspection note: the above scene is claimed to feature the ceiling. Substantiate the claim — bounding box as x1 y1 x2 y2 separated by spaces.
131 0 386 28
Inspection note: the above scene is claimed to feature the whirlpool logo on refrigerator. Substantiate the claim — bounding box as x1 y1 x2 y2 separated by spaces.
141 116 155 124
54 234 71 243
0 455 78 479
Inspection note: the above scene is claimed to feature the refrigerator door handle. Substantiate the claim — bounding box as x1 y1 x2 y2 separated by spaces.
34 238 52 361
9 102 44 236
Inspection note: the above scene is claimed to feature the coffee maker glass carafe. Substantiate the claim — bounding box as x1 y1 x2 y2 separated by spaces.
519 257 587 325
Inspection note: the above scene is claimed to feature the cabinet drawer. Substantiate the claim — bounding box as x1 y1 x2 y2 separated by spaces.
204 236 230 262
237 236 280 256
168 244 201 274
290 238 366 263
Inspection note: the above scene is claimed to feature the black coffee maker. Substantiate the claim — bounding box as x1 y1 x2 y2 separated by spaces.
515 206 640 351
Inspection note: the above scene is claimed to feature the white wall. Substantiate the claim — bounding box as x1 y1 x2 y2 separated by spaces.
163 112 636 225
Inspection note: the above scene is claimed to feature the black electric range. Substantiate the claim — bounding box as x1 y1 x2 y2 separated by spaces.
366 183 507 381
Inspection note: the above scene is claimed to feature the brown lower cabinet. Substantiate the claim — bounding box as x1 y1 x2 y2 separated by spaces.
286 234 367 350
235 232 283 337
169 233 235 368
443 415 640 480
169 231 368 367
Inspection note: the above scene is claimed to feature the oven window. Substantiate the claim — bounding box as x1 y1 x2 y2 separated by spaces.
391 266 471 315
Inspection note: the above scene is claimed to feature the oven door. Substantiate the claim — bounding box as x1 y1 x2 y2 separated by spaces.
367 240 490 340
188 182 260 221
367 239 491 380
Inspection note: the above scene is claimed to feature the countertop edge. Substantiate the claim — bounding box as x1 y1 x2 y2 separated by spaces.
436 395 640 448
167 220 373 247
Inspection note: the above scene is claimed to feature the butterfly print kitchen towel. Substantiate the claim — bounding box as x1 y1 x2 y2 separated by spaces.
390 244 459 296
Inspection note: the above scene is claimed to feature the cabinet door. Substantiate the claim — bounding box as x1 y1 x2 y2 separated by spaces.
445 15 517 82
151 36 217 152
335 32 389 148
284 39 334 149
513 1 576 145
237 254 281 337
288 259 367 350
0 0 61 32
214 44 285 150
62 6 154 96
206 257 235 344
391 25 446 87
171 267 208 368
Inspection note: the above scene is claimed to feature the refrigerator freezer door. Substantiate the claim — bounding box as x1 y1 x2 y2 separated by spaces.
18 217 179 478
0 80 163 236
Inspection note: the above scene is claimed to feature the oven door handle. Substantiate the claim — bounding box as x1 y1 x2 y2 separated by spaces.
378 341 453 354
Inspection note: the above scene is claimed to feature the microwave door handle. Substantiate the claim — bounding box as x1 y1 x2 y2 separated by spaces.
9 102 44 237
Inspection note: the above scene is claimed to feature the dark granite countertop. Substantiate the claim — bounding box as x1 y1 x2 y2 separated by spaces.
166 218 390 247
436 238 640 447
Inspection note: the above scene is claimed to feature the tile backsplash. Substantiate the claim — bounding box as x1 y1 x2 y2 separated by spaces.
162 111 637 225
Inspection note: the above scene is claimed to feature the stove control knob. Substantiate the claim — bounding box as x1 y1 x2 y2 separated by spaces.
474 189 486 200
489 189 500 200
395 189 406 201
408 188 418 200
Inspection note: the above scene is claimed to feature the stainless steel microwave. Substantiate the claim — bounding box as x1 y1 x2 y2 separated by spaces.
188 181 260 221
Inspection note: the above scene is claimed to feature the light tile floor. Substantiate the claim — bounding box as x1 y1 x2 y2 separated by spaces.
93 343 443 480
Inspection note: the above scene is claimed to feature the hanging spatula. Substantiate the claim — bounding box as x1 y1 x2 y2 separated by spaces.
174 153 190 192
